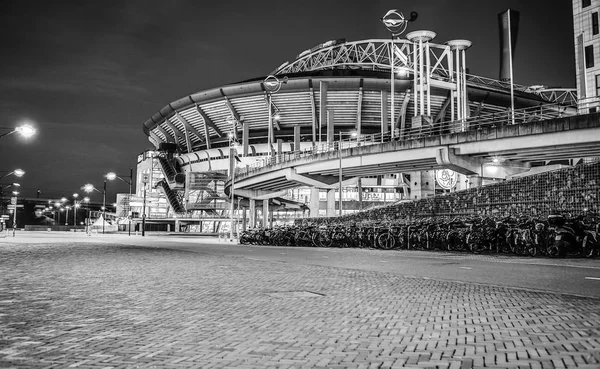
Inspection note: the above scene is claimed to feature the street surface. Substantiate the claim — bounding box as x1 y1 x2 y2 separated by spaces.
1 231 599 368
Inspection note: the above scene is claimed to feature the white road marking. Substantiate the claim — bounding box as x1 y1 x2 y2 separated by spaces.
585 277 600 280
280 253 286 255
460 267 472 270
380 261 388 263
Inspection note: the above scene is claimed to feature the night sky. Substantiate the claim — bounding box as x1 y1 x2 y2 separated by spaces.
0 0 575 202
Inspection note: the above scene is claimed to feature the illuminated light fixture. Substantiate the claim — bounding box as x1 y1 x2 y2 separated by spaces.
15 125 36 138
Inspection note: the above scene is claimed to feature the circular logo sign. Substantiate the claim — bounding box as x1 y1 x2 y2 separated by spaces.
435 169 458 190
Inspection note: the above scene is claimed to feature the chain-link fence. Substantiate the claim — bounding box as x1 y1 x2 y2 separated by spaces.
301 159 600 225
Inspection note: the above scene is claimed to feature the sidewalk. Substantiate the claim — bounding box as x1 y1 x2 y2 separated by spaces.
0 236 599 368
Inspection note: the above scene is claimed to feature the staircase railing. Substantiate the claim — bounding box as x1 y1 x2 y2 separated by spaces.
156 179 186 213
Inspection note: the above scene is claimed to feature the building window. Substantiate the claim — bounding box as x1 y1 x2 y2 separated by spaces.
596 75 600 95
594 12 599 35
586 45 595 68
584 0 591 8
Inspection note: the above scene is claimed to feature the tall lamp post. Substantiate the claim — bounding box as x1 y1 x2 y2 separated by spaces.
381 9 417 140
0 169 25 216
82 197 90 234
11 190 19 236
227 132 239 241
338 131 357 216
105 168 133 236
72 193 79 227
82 182 106 234
263 75 287 161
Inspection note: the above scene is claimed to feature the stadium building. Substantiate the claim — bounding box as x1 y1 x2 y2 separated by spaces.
127 15 578 233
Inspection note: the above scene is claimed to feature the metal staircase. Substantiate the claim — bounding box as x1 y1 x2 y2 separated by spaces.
155 179 186 213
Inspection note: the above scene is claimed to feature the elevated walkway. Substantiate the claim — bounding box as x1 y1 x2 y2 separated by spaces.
229 112 600 194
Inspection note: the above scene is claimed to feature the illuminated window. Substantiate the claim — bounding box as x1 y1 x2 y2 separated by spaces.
594 12 599 35
586 45 595 68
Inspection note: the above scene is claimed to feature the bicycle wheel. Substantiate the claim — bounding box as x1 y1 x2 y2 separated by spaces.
377 232 396 250
317 233 333 248
581 235 596 258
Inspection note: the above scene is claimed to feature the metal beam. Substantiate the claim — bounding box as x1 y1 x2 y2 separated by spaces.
175 112 205 143
195 105 223 138
163 119 186 149
156 125 175 143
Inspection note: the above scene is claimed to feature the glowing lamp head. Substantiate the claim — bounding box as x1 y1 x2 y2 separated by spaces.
106 172 117 180
16 124 36 138
14 169 25 177
82 184 95 193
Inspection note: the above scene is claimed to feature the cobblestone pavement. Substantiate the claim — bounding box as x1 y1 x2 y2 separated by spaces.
1 240 599 368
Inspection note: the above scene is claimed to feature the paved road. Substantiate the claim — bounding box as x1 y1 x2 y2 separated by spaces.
1 232 599 368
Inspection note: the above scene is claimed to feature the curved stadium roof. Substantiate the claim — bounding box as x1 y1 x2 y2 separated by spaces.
143 38 577 154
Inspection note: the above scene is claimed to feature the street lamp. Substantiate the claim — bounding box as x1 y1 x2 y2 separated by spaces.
64 206 71 226
82 197 90 234
228 132 239 241
10 191 20 236
82 181 106 234
72 193 79 227
381 9 417 140
0 170 24 217
338 131 357 216
263 75 287 160
105 168 133 236
0 124 36 139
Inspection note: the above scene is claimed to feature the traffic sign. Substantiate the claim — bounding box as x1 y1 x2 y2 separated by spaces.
10 197 17 205
142 173 150 183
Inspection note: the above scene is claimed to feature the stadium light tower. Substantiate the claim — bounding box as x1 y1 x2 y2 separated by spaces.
381 9 417 140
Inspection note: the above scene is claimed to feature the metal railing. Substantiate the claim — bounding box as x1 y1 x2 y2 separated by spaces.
234 102 578 179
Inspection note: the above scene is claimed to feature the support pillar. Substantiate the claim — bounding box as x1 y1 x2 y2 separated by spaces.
293 125 301 152
242 209 247 231
249 198 256 228
408 171 435 200
243 121 249 156
262 199 269 228
319 81 328 145
276 139 283 163
326 189 335 217
175 219 180 233
357 177 363 210
327 110 334 147
309 188 320 218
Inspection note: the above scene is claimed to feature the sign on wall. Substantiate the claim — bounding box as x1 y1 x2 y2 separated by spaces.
435 169 458 190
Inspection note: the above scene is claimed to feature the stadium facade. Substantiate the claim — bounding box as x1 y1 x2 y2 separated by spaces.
126 18 579 233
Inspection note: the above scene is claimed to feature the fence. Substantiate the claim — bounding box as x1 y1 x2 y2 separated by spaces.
299 159 600 225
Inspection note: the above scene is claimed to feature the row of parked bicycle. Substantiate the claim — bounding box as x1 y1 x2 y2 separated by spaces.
239 212 600 258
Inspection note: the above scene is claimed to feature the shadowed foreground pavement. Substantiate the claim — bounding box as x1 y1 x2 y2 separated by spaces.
0 235 599 368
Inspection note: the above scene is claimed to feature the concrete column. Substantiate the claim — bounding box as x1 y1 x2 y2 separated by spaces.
175 219 180 233
319 81 328 144
309 188 320 218
249 198 256 228
242 209 247 231
357 177 363 210
243 121 249 156
276 139 283 163
409 171 435 200
468 175 482 189
327 110 335 146
262 199 269 228
293 125 301 152
326 189 335 217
